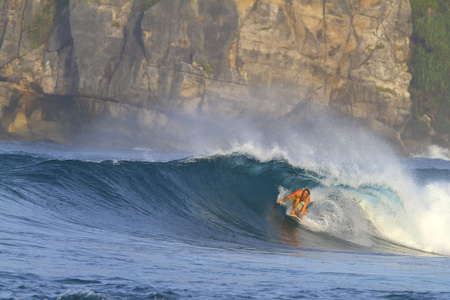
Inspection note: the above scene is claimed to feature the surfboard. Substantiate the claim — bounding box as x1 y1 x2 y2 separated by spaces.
276 200 312 223
286 212 302 222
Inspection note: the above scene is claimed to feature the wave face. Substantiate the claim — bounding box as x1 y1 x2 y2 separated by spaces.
1 145 449 256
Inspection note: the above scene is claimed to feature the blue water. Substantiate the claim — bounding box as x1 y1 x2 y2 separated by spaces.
1 141 450 300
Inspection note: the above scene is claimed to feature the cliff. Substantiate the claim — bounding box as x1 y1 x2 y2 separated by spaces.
0 0 431 153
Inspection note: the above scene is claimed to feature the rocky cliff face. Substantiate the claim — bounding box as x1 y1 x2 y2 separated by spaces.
0 0 422 152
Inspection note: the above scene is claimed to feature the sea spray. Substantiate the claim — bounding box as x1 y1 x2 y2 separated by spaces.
416 182 450 255
193 107 450 255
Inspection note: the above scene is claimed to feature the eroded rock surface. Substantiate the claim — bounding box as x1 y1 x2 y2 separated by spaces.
0 0 433 153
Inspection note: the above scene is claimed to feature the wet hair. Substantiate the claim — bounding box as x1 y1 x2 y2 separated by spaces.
304 188 310 194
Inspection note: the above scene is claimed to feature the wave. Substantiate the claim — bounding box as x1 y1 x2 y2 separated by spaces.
2 106 449 255
1 143 449 256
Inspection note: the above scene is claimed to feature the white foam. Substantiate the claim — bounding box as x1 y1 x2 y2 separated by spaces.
57 289 106 300
335 170 450 255
414 145 450 161
300 188 374 247
415 183 450 254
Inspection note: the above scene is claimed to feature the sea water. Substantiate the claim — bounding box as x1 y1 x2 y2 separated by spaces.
1 107 450 299
1 139 449 300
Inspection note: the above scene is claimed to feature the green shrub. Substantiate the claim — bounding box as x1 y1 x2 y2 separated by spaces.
27 12 52 48
435 108 450 133
409 0 450 134
376 86 395 95
365 44 374 54
375 43 385 50
413 115 429 131
202 63 214 75
144 0 160 11
20 67 33 73
26 0 69 48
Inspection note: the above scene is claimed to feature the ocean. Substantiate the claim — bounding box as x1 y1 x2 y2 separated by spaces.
1 135 450 299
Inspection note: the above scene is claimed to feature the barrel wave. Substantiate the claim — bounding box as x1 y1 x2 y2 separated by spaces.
2 148 449 257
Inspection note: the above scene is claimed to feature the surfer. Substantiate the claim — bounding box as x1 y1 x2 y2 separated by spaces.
276 189 310 219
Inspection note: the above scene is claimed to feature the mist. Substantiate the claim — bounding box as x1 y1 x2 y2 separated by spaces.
72 95 399 163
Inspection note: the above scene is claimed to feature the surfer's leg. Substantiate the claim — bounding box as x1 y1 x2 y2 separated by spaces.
291 198 300 215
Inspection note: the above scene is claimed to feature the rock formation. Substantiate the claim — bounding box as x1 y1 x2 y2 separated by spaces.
0 0 429 153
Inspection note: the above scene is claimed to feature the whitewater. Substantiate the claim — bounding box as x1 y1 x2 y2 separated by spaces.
1 108 450 299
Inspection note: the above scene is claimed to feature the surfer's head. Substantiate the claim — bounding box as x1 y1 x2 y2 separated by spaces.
304 189 310 196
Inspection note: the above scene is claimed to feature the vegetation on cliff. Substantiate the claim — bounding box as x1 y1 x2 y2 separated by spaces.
409 0 450 135
26 0 69 48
